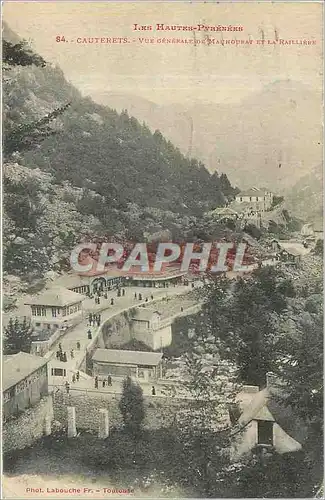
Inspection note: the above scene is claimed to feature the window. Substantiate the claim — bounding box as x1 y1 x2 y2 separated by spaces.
256 197 259 201
52 307 57 317
51 368 66 376
257 420 273 446
34 306 47 316
240 197 243 202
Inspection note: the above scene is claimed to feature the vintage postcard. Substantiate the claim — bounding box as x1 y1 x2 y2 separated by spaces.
1 1 323 498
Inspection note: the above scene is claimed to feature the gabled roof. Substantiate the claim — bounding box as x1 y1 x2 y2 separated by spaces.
278 242 311 257
92 349 163 366
238 387 308 444
237 187 270 197
51 273 89 289
25 287 86 307
3 352 48 392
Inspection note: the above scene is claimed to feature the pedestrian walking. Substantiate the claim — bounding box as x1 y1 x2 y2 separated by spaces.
145 297 148 302
122 288 125 296
65 381 70 394
151 294 154 300
104 292 108 299
94 376 99 389
107 374 112 386
87 330 92 340
56 350 60 360
134 292 137 299
151 386 156 396
138 293 142 300
70 349 74 359
181 306 184 312
63 352 67 362
111 298 114 306
76 371 80 381
72 374 76 383
58 343 62 352
117 289 121 297
76 341 81 350
98 314 101 323
102 379 106 388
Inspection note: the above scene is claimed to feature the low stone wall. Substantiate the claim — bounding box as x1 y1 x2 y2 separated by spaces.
53 389 181 432
3 394 53 454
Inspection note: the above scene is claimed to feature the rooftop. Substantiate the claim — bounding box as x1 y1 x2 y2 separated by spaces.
25 286 87 307
3 352 48 392
92 349 163 366
238 387 307 445
51 273 88 289
237 187 271 197
278 242 311 257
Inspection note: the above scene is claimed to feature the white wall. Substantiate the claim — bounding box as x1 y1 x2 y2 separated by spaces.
232 419 302 458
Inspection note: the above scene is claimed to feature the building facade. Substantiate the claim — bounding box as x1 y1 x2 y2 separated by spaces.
231 375 306 458
25 287 86 332
92 349 163 380
131 308 172 350
3 352 49 420
235 187 274 211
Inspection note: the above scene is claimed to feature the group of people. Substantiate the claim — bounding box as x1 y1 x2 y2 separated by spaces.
134 292 154 302
94 374 112 389
56 343 76 362
88 312 101 327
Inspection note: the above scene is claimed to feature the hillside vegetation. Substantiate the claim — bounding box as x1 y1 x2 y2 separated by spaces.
3 28 236 284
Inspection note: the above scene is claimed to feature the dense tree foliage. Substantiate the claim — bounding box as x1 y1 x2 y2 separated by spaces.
4 316 33 354
119 376 146 436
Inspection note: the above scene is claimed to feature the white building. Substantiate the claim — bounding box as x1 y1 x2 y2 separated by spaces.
25 286 86 332
231 375 307 458
235 187 274 211
131 308 172 350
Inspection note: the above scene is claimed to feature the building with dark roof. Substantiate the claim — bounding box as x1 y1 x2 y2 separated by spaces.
92 348 163 380
3 352 49 419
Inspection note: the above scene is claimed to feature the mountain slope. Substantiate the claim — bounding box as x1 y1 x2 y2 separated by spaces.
94 81 322 192
284 164 323 224
3 26 237 283
4 51 235 216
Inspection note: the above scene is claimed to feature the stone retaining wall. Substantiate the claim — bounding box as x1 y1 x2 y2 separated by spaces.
53 389 181 432
3 394 53 454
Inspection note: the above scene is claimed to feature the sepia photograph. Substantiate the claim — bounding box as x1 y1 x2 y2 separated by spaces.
1 1 324 498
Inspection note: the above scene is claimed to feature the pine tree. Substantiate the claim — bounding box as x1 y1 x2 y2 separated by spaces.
119 376 146 436
3 40 46 68
3 38 70 159
4 316 34 354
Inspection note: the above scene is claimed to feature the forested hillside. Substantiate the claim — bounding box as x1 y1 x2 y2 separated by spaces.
3 27 236 283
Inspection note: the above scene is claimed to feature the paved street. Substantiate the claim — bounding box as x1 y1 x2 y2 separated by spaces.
47 283 198 387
